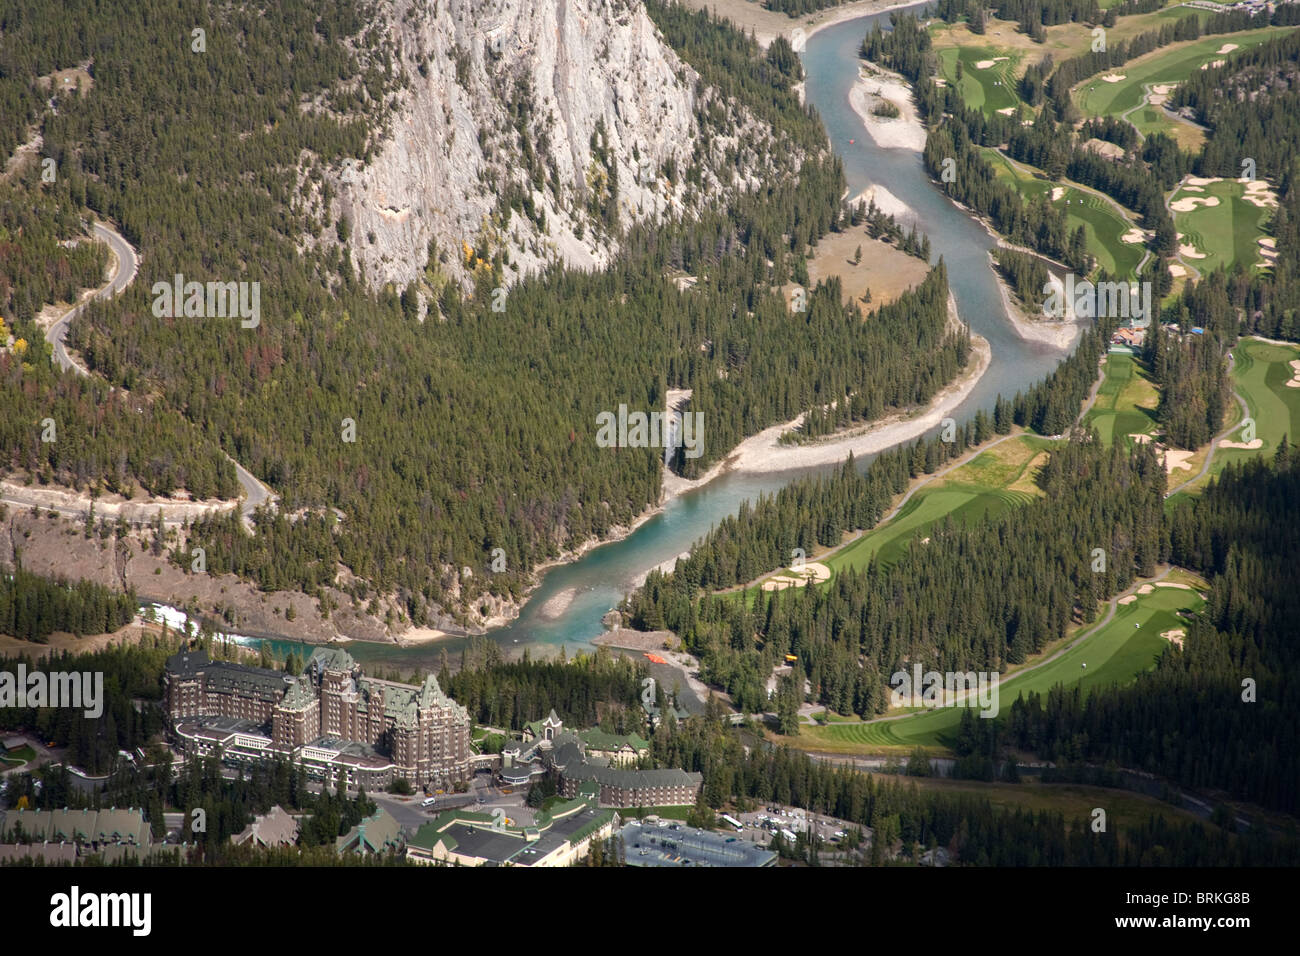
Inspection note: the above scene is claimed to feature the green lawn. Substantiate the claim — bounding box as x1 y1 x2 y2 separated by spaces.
938 46 1021 116
0 744 35 767
1170 178 1273 276
986 147 1052 200
1084 352 1160 447
826 434 1048 575
1171 336 1300 499
797 581 1203 753
1060 189 1145 278
984 149 1143 278
1073 28 1289 121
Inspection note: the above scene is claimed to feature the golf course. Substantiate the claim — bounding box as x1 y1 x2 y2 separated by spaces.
796 570 1206 754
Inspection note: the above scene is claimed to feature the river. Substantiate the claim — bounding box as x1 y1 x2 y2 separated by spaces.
240 5 1070 673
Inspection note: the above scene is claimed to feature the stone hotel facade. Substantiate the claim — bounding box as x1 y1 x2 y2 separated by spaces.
164 646 470 788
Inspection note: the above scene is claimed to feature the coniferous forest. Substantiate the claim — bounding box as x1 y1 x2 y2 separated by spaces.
0 0 971 624
0 564 137 642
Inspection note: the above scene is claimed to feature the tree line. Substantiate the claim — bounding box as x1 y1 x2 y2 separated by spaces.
0 0 978 628
0 563 137 642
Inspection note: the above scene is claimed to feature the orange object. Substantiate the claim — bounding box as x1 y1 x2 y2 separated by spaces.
644 653 668 664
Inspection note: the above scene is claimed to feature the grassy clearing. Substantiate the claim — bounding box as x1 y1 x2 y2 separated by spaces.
1170 179 1273 276
984 149 1142 277
796 581 1203 754
927 9 1202 75
825 434 1049 576
1084 352 1160 447
643 805 694 821
937 46 1021 115
1074 28 1289 120
1063 190 1145 277
1171 337 1300 499
890 776 1210 829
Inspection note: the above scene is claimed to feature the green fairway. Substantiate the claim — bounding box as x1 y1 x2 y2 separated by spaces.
797 580 1203 753
1171 337 1300 499
1170 178 1274 276
1062 189 1145 278
938 46 1021 116
1073 28 1289 120
985 147 1052 200
825 434 1048 575
984 149 1143 278
1084 352 1160 448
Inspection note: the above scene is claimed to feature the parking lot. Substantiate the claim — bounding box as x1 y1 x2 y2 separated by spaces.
728 806 855 847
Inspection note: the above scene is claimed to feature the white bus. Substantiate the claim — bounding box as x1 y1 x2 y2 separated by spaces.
721 813 743 832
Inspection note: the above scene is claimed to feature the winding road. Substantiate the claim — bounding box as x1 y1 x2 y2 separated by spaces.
10 220 277 522
1165 353 1249 497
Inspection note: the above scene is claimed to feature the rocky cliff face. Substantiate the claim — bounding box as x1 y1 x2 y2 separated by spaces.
313 0 777 298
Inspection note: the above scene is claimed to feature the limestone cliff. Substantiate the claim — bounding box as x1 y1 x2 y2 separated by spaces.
310 0 783 298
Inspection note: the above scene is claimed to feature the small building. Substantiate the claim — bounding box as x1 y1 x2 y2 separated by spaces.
1111 326 1145 348
576 729 650 766
0 842 78 865
231 805 300 849
0 806 154 861
559 765 702 808
336 808 403 856
406 794 614 868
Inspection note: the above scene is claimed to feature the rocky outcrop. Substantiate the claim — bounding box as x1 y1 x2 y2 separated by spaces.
311 0 778 298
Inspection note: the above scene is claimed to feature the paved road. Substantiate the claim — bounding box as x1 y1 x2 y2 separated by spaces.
1165 353 1246 497
46 221 136 376
26 220 276 521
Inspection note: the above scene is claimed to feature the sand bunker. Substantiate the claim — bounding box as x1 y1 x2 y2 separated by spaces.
1102 73 1126 83
1186 177 1220 187
975 59 996 69
1200 59 1227 71
760 562 832 591
1242 181 1278 209
1118 595 1137 606
1181 185 1204 193
1155 582 1193 590
1121 229 1145 244
1161 629 1186 648
1285 359 1300 389
1170 195 1221 212
1147 83 1175 106
996 107 1016 115
1132 435 1194 472
1051 187 1066 201
1216 43 1239 55
1179 243 1207 259
1220 438 1263 450
1137 584 1155 595
1169 263 1188 278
